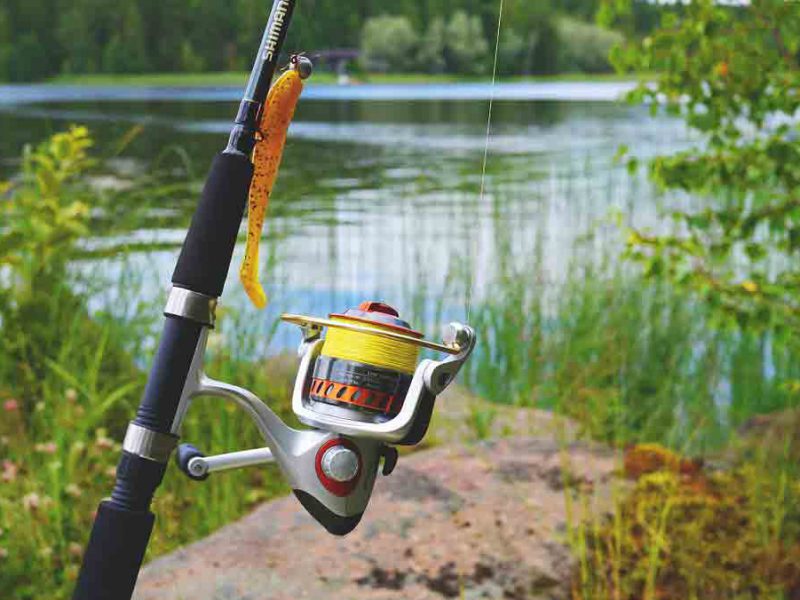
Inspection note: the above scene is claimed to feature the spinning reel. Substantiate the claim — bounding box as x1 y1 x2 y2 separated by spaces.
172 300 475 534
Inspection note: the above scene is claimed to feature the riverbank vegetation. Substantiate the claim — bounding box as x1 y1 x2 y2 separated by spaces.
2 123 798 597
44 70 640 88
562 2 800 598
0 0 661 82
0 127 295 597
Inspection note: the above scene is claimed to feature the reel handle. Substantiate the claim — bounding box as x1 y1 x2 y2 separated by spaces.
176 444 275 479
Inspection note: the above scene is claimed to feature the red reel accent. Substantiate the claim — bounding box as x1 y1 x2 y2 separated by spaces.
315 438 362 497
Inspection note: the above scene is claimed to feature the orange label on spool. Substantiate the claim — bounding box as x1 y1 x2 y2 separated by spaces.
310 377 400 415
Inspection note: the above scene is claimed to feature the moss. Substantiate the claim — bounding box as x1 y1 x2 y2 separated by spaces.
622 443 702 480
579 450 800 600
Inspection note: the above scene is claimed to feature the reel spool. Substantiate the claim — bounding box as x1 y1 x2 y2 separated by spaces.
308 302 421 421
284 301 475 445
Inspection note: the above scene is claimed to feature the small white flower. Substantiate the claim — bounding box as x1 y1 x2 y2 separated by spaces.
22 492 41 511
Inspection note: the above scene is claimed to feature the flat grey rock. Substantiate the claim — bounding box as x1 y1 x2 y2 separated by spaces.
135 437 617 600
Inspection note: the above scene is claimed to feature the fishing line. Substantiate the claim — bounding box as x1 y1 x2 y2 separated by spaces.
467 0 504 322
322 317 420 374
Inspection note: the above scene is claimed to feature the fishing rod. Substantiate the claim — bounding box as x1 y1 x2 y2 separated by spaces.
72 0 474 598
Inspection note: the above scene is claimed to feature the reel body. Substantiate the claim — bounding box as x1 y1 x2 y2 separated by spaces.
171 299 475 535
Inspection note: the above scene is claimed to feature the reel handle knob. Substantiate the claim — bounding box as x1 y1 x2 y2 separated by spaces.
175 444 208 481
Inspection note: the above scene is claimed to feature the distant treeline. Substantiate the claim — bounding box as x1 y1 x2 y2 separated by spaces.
0 0 661 82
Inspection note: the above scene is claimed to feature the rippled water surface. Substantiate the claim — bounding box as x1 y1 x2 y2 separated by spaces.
0 82 689 350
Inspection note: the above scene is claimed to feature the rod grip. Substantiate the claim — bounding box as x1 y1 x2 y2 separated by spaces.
72 501 155 600
172 152 253 298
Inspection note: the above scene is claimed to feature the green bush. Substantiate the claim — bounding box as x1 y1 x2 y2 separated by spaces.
443 10 489 75
0 126 93 279
417 17 446 74
360 15 419 73
179 41 205 73
8 33 49 81
497 28 526 76
557 17 622 73
100 4 149 73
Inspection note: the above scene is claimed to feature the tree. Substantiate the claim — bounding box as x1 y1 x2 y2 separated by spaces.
361 15 419 72
417 17 446 74
102 3 149 73
444 10 489 75
603 0 800 335
8 33 48 81
0 7 11 81
501 0 560 75
557 17 622 73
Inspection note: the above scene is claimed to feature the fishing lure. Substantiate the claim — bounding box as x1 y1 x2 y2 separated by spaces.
240 55 311 308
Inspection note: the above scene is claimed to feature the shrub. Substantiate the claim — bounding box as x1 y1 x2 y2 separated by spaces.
443 10 489 75
556 17 622 73
0 125 93 279
528 18 561 75
417 17 446 74
497 28 526 76
607 1 800 336
577 465 800 599
179 41 205 73
8 33 49 82
361 15 419 73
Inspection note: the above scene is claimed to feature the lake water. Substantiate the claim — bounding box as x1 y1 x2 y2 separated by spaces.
0 81 690 351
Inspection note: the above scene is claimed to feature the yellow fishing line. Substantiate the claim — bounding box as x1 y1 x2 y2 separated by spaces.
321 317 419 374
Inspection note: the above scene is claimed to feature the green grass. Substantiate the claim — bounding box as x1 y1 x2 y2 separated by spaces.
46 70 642 87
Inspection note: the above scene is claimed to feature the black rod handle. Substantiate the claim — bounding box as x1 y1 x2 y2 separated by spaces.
171 152 254 298
72 502 155 600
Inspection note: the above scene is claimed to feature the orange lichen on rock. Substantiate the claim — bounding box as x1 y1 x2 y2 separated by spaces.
623 443 702 480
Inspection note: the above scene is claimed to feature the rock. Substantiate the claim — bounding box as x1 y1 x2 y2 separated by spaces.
135 437 618 600
737 408 800 456
428 385 580 448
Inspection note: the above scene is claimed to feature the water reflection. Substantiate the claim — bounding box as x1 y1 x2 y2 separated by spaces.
0 84 690 352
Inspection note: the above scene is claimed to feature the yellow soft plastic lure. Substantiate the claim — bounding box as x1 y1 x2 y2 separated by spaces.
240 57 309 308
